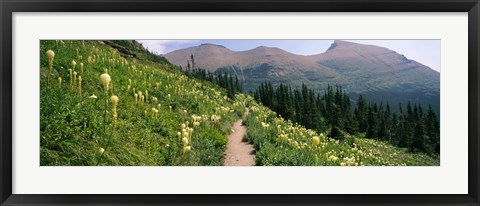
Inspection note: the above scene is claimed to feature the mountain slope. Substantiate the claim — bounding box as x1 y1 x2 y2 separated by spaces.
164 40 440 113
40 40 245 166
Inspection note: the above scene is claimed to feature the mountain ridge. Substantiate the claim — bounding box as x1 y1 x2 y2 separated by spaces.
163 40 440 113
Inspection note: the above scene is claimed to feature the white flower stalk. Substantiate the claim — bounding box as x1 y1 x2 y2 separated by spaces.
100 73 111 92
80 62 84 74
188 127 194 144
261 122 270 130
312 136 320 147
211 115 221 122
111 95 119 127
182 137 189 146
183 146 191 153
193 122 200 128
72 60 77 71
46 50 55 88
134 93 138 104
78 76 82 96
151 107 159 118
73 71 77 91
99 148 105 155
57 77 62 87
68 69 73 91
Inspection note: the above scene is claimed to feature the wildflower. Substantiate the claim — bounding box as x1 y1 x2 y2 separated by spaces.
183 146 191 153
111 95 119 126
89 94 97 99
46 50 55 87
182 137 189 147
312 136 320 147
57 77 62 86
73 71 77 90
111 95 119 108
72 60 77 70
279 133 288 141
69 69 73 91
100 73 111 92
328 155 338 162
80 62 84 74
99 147 105 155
46 50 55 61
145 90 149 102
134 93 138 104
211 114 221 122
261 122 270 130
78 76 82 95
151 107 159 118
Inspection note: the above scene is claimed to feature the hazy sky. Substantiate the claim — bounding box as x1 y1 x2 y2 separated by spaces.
137 40 441 72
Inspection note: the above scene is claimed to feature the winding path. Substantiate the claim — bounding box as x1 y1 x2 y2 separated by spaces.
224 108 255 166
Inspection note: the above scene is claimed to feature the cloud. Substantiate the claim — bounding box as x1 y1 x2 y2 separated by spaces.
136 40 198 54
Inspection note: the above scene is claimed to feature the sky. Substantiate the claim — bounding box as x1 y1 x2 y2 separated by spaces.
136 40 441 72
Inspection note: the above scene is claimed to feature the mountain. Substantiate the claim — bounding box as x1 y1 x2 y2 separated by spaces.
164 40 440 113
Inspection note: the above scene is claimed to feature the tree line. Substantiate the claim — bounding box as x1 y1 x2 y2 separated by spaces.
253 82 440 155
183 54 242 100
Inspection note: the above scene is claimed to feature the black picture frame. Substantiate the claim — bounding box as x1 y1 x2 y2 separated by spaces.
1 0 479 205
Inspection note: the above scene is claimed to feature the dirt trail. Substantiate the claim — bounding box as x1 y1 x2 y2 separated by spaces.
224 107 255 166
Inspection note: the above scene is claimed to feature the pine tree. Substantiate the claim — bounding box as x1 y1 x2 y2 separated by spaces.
426 105 440 154
356 95 368 133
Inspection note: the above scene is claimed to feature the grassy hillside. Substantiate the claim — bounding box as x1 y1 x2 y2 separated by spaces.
40 40 244 166
244 100 439 166
40 40 439 166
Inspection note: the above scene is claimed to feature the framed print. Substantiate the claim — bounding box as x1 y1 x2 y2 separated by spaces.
1 0 479 205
